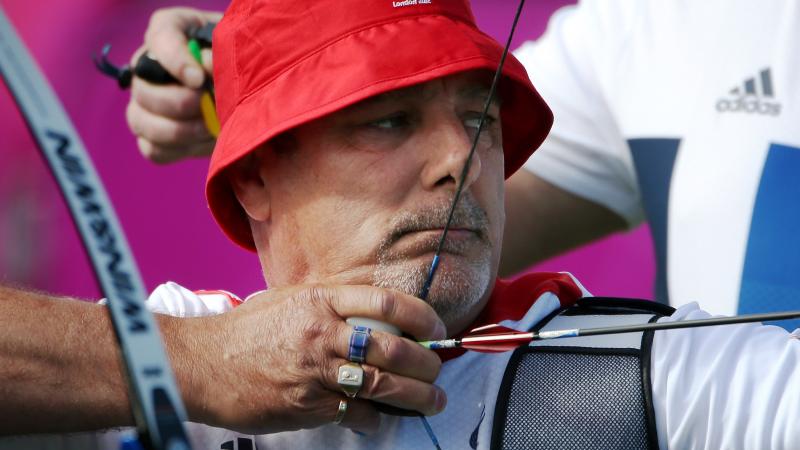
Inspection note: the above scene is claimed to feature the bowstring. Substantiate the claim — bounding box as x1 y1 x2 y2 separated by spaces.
416 2 527 449
418 0 527 301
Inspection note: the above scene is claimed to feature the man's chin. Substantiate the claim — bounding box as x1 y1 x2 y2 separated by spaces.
373 258 492 325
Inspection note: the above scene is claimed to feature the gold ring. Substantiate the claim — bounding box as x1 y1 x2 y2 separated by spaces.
333 399 348 425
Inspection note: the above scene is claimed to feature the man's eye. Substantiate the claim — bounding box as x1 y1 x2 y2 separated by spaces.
464 114 497 131
369 115 409 129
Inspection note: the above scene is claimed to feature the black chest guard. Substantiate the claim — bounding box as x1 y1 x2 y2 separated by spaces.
490 298 675 450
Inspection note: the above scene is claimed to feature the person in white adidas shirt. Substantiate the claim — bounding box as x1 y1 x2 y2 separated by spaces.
2 1 800 450
502 0 800 331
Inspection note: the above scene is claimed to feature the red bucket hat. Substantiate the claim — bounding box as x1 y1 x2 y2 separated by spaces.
207 0 553 251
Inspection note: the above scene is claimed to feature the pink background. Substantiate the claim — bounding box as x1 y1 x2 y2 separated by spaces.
0 0 654 301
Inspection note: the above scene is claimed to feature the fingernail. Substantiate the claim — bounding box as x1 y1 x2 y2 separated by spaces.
435 388 447 412
183 66 204 88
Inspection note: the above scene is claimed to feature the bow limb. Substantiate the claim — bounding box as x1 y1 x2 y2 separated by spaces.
0 7 191 450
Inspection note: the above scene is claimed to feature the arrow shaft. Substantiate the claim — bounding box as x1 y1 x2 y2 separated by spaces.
552 310 800 340
421 310 800 352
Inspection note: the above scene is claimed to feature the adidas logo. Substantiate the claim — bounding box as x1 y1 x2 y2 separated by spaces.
716 68 781 116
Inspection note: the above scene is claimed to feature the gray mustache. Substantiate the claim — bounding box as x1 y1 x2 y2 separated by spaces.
384 195 490 247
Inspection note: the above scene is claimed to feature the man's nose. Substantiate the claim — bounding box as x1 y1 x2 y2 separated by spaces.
419 116 482 192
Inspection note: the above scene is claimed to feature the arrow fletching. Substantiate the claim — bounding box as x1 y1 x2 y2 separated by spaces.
461 330 534 353
418 324 534 353
467 323 518 335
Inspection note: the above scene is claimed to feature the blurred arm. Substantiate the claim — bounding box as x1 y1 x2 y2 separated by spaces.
500 170 626 276
501 2 647 276
0 285 191 435
652 305 800 448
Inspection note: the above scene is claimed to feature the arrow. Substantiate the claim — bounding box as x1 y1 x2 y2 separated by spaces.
419 310 800 353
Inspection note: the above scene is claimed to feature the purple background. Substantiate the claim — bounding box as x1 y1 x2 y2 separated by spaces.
0 0 654 300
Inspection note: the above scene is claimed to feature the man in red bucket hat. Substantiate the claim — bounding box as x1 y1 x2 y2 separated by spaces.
205 0 551 250
4 1 800 449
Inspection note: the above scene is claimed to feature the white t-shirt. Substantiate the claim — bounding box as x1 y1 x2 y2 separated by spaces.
515 0 800 328
5 278 798 449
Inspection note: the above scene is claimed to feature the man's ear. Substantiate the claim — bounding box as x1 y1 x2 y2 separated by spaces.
228 150 270 222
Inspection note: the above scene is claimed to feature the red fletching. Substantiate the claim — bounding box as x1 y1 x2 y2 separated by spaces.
467 323 519 336
460 324 534 353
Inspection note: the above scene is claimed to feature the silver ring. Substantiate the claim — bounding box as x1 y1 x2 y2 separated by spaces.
333 399 348 424
338 362 364 398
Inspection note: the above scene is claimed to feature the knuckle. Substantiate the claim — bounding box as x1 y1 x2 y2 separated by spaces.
301 285 325 304
146 120 172 143
167 122 190 142
295 348 318 371
298 320 327 344
175 90 200 114
378 336 406 367
286 384 321 415
162 120 198 144
149 7 183 28
302 285 338 314
362 366 388 397
147 9 169 34
373 289 398 321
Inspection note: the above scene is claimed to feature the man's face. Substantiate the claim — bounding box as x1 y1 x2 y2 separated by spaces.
251 71 505 329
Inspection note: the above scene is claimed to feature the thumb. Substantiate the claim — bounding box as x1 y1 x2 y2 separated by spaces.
200 48 213 75
143 7 213 88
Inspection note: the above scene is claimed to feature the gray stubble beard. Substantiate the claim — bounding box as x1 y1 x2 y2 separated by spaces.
373 254 491 326
372 197 493 325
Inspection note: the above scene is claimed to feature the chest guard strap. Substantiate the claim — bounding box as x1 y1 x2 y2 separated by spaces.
491 297 674 450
